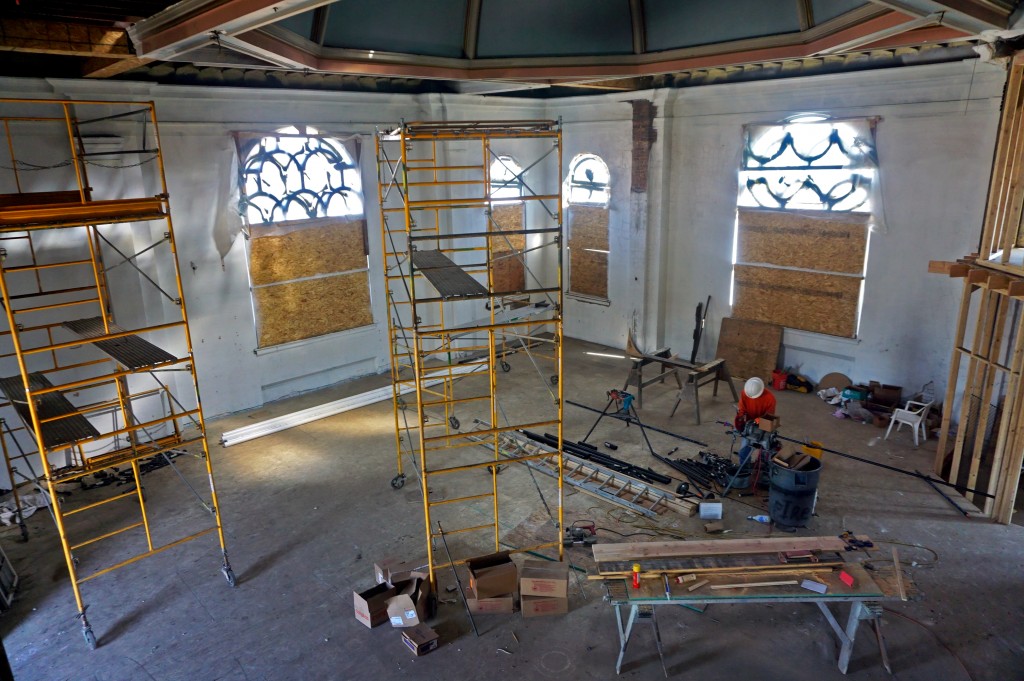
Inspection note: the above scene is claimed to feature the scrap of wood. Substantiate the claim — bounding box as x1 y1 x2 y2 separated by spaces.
688 579 709 592
968 269 990 284
592 536 848 563
893 547 907 601
710 580 799 590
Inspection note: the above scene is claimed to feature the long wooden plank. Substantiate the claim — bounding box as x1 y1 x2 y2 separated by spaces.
591 536 849 563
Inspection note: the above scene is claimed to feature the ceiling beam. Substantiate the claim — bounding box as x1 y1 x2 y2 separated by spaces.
83 56 153 79
815 12 945 54
311 5 330 46
0 18 130 58
629 0 647 55
128 0 335 61
798 0 815 31
868 0 1011 32
463 0 482 60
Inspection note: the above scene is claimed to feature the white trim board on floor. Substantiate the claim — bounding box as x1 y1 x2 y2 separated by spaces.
219 364 485 447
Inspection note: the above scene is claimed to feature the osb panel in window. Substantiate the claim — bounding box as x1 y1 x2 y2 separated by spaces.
737 208 868 274
254 272 372 347
570 248 608 299
490 203 526 252
569 205 609 298
249 217 367 286
569 205 609 251
492 256 526 293
733 265 861 338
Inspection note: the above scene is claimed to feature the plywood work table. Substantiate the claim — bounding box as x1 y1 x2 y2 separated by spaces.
603 559 913 676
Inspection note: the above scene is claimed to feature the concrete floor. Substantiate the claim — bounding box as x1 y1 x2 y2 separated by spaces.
1 338 1022 681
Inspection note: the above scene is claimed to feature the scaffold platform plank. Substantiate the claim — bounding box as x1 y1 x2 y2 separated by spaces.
63 317 178 370
0 373 100 448
411 250 489 299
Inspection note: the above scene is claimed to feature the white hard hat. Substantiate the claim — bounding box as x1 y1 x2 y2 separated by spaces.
744 377 765 399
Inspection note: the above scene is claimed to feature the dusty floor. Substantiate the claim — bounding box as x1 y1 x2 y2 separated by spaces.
0 338 1022 681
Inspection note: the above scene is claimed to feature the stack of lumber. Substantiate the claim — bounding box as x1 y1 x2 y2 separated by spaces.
589 537 864 590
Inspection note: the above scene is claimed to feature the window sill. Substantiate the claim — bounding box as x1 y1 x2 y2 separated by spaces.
254 323 376 356
567 292 611 307
782 328 859 359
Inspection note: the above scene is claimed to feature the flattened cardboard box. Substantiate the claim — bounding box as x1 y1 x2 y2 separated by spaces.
353 582 397 629
402 623 439 656
519 560 568 598
386 576 431 627
466 551 517 599
521 594 568 618
465 585 515 614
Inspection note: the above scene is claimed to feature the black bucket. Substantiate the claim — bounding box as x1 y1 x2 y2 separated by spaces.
768 458 821 528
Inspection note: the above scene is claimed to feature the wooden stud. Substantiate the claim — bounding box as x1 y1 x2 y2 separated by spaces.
949 263 971 278
965 294 1010 497
984 311 1024 516
936 278 977 471
968 269 990 284
591 537 848 562
1009 281 1024 298
947 287 993 482
988 274 1011 291
688 579 709 592
928 260 956 274
981 63 1023 258
710 580 799 590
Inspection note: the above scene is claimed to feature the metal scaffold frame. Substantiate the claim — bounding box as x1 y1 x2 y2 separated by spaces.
0 98 234 648
376 120 565 587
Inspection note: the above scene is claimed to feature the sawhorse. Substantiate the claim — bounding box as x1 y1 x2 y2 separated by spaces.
622 347 682 409
669 358 738 425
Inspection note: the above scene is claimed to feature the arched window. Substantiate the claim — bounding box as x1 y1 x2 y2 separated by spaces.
489 155 524 203
241 125 362 224
565 153 610 206
237 125 372 348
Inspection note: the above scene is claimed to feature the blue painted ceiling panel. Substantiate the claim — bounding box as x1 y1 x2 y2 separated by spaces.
275 10 315 40
645 0 800 52
322 0 468 58
477 0 633 58
811 0 870 24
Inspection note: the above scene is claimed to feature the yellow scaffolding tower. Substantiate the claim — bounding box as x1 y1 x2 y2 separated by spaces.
376 120 565 586
0 98 234 648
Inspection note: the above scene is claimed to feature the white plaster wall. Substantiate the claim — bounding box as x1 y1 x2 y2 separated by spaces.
547 60 1004 399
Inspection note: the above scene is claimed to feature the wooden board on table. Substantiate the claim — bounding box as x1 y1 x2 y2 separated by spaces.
715 317 783 381
592 536 849 563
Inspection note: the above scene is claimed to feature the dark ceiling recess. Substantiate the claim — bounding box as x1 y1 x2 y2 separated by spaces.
0 1 1018 95
0 1 176 24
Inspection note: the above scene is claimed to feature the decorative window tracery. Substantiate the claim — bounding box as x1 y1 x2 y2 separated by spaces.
565 153 610 206
240 125 362 224
739 118 877 212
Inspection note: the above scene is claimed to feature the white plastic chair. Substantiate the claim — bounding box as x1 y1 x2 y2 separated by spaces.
884 399 934 447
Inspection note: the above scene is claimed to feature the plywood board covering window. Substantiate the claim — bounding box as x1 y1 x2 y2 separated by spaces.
735 208 868 338
568 205 609 299
489 203 525 293
249 216 372 347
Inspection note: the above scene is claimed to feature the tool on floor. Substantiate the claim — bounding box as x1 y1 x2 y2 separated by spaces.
436 521 478 637
563 520 598 547
839 531 874 551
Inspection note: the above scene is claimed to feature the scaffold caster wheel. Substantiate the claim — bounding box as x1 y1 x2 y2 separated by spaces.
449 416 460 430
391 474 406 490
500 361 511 373
83 626 96 650
222 566 236 587
550 375 559 386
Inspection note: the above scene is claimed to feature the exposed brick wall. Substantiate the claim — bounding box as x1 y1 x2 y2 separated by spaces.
630 99 657 193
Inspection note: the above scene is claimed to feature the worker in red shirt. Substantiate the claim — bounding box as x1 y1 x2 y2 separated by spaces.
735 377 777 465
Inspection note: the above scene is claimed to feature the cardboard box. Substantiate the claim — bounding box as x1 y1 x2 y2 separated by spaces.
466 551 517 599
374 557 423 585
353 582 397 629
465 585 515 614
519 560 568 598
401 624 439 656
521 595 568 618
759 414 780 433
386 576 432 627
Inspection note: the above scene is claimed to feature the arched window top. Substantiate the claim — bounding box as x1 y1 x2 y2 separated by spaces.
489 155 524 203
565 153 610 206
241 125 363 224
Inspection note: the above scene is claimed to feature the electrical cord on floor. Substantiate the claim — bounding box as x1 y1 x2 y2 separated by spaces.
596 527 658 539
882 608 976 681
